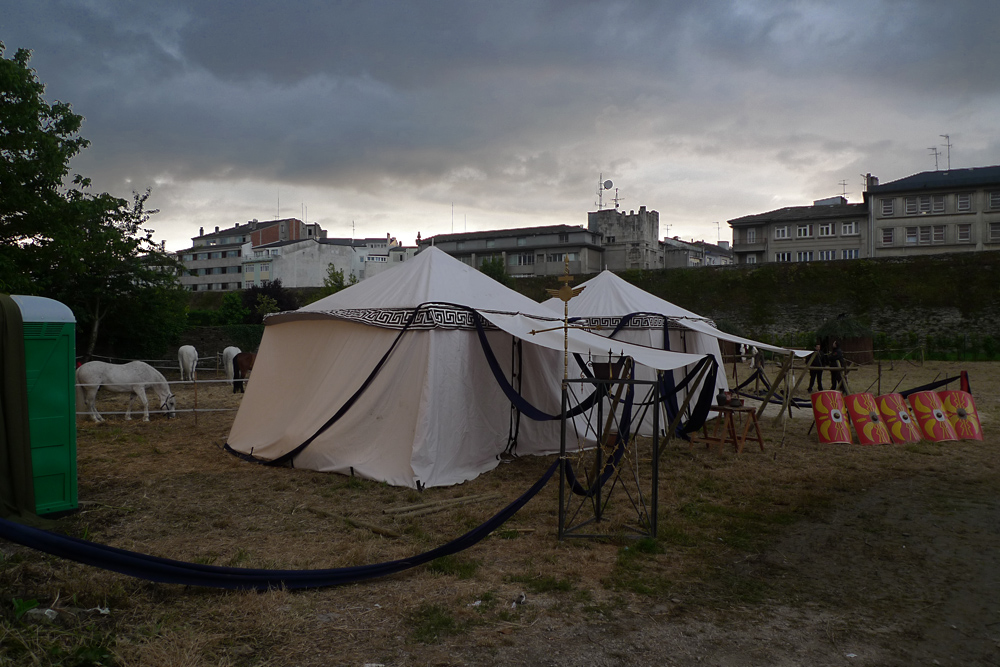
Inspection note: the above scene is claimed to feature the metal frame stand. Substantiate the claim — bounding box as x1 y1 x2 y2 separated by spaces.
558 375 660 541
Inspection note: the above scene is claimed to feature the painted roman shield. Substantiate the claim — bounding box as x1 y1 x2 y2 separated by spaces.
876 393 921 444
812 390 851 444
938 390 982 441
907 391 958 442
845 393 892 445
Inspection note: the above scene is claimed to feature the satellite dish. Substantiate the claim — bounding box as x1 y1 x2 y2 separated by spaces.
603 180 613 190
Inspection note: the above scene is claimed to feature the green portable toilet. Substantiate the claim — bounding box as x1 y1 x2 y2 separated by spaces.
11 295 78 516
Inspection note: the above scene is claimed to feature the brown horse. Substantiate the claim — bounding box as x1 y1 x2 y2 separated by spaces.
232 352 257 393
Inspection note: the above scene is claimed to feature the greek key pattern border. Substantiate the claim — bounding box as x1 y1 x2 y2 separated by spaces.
319 306 484 330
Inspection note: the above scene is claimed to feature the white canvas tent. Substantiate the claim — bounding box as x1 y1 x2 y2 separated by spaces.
226 248 707 488
541 270 791 434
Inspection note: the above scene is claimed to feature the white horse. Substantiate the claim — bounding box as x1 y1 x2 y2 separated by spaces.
222 346 241 383
76 361 177 422
178 345 198 381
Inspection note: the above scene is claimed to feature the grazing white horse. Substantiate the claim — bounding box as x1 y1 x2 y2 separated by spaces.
178 345 198 381
222 346 241 383
76 361 177 422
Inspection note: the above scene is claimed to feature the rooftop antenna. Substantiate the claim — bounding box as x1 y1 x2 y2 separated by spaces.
940 134 952 170
596 174 613 210
715 221 720 243
839 180 849 199
612 187 623 209
276 188 279 220
451 203 454 233
929 147 941 171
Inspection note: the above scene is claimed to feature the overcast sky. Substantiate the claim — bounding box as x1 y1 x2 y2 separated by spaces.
4 1 1000 251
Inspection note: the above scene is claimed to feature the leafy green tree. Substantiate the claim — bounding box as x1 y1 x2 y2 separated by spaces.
33 190 184 360
241 279 297 324
318 263 359 298
479 255 511 287
1 43 188 359
0 42 90 291
216 290 251 325
254 294 279 319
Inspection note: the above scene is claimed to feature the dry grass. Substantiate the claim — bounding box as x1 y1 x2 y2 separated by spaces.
2 360 998 666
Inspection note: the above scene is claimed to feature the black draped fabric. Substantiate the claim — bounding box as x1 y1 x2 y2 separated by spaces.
0 460 558 591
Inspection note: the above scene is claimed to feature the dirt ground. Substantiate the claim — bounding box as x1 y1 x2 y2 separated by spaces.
2 359 999 666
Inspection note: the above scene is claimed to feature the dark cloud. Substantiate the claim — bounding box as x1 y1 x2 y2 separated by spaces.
3 0 1000 249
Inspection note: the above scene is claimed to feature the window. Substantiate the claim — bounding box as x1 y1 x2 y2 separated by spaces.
796 224 813 238
559 233 569 243
210 251 222 259
508 253 534 266
774 252 792 262
842 249 859 259
957 193 972 212
933 226 945 243
990 192 1000 209
226 250 240 258
957 224 972 243
486 239 496 248
905 197 918 215
796 251 813 262
546 253 561 262
774 226 789 240
932 195 945 213
919 226 932 244
606 236 616 243
818 250 836 261
746 228 757 244
745 255 757 264
881 199 894 216
516 237 527 246
990 223 1000 242
182 254 193 262
905 227 918 244
260 263 270 272
882 228 894 245
818 223 834 237
842 221 858 235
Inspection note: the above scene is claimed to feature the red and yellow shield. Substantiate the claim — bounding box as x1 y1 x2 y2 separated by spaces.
845 393 892 445
907 391 958 442
876 393 922 444
938 390 982 441
811 390 851 444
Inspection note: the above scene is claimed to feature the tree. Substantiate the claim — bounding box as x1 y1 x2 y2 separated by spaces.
1 44 188 359
216 291 251 325
479 255 512 287
0 42 90 292
33 190 185 360
241 280 298 324
318 263 359 298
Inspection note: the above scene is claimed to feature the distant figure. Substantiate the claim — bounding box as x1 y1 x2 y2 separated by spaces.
829 341 846 392
807 343 825 392
751 347 764 373
178 345 198 381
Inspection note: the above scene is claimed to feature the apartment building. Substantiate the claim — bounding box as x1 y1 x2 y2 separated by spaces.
866 165 1000 256
728 197 868 265
177 218 326 291
417 225 604 277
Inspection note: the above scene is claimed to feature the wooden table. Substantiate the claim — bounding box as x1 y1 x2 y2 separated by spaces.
692 405 765 454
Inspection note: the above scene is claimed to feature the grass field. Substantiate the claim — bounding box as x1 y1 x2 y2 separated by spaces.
1 359 997 666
